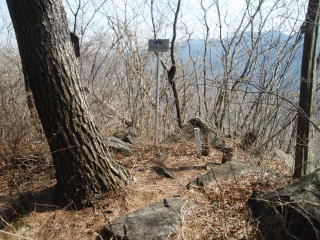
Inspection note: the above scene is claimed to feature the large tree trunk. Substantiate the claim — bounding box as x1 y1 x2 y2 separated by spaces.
6 0 130 206
294 0 319 178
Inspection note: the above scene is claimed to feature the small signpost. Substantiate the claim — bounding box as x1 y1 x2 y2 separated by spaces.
148 39 169 146
148 39 169 52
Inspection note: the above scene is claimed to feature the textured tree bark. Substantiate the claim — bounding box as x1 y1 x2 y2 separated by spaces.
294 0 319 178
6 0 130 206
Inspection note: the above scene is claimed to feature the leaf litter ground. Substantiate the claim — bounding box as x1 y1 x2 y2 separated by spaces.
0 140 293 240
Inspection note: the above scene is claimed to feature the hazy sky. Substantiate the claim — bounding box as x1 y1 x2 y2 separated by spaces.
0 0 307 47
101 0 306 40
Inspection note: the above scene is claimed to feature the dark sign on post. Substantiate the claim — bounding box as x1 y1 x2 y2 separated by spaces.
148 39 169 146
148 39 169 52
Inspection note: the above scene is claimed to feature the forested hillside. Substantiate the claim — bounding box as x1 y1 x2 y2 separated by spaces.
0 0 320 239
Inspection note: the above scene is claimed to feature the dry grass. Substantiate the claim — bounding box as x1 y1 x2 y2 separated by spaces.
0 140 293 240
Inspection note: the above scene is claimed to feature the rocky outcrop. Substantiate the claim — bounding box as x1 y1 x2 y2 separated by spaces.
102 197 192 240
187 162 263 189
272 149 294 171
104 136 133 156
247 169 320 240
164 117 226 149
151 166 175 179
188 117 226 148
113 130 140 145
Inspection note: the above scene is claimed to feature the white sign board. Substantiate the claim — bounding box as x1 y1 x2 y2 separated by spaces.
148 39 169 52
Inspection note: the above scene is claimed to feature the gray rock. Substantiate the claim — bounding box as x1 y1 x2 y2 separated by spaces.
188 117 211 132
113 130 137 139
188 117 225 147
247 168 320 240
163 117 226 148
126 135 141 145
104 136 133 156
187 162 262 189
113 130 140 145
151 166 175 179
103 197 191 240
272 149 294 170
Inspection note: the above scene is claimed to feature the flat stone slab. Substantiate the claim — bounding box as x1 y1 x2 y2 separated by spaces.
187 162 263 189
103 197 191 240
272 149 294 171
151 166 175 179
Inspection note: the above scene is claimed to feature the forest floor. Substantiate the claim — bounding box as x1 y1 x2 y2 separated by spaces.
0 139 294 240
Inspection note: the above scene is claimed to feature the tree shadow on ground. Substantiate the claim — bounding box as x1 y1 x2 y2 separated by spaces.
0 186 60 229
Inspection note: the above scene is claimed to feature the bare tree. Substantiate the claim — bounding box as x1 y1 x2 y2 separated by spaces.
199 0 213 115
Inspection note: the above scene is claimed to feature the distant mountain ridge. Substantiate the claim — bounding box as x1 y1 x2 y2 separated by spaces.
176 31 303 91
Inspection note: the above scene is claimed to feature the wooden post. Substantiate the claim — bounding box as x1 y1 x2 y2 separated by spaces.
155 50 161 146
294 0 320 178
